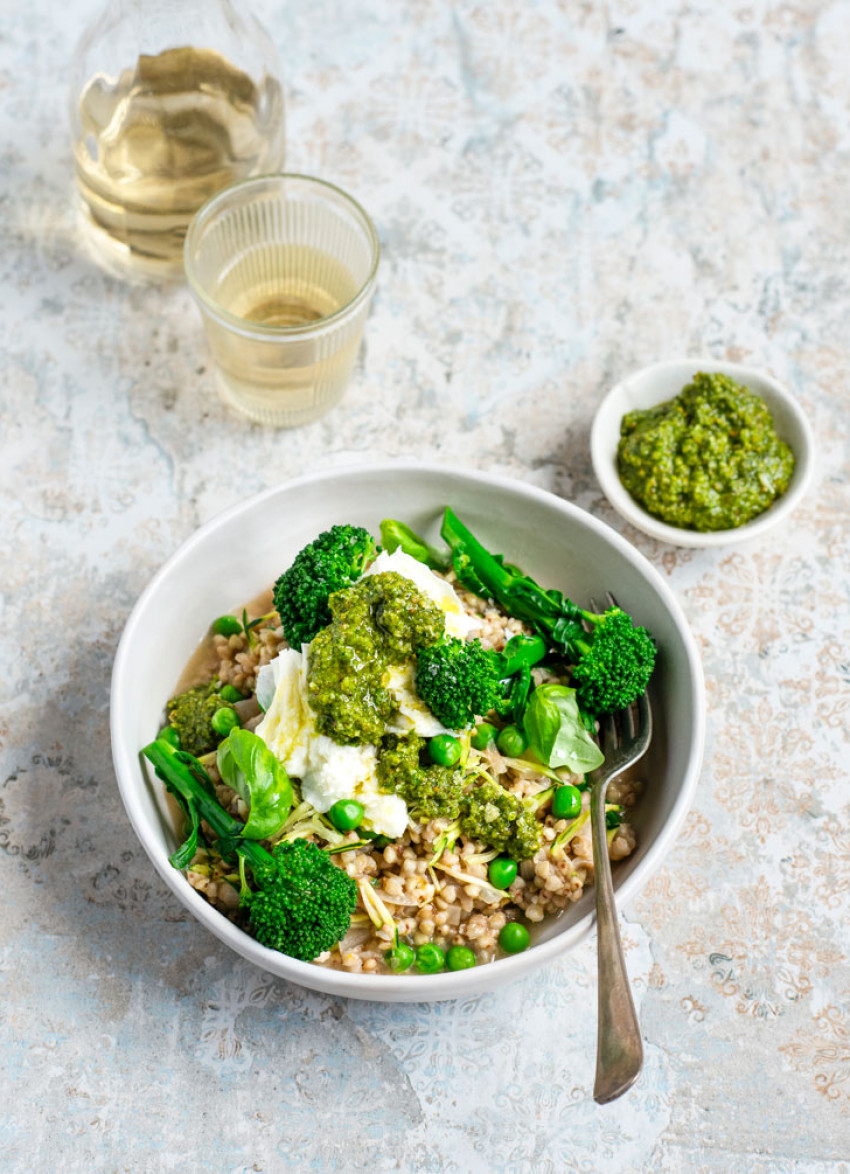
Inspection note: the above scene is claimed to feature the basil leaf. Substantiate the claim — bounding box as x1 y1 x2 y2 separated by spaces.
523 684 604 774
523 686 562 763
217 729 293 840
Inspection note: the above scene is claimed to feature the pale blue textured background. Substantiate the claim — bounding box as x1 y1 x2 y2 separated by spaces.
2 0 849 1170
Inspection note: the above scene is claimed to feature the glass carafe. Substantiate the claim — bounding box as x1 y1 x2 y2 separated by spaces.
69 0 285 280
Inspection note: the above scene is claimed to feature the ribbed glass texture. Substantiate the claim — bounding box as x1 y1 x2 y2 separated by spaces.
185 174 379 427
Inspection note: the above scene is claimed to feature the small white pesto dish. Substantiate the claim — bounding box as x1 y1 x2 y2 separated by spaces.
590 359 815 549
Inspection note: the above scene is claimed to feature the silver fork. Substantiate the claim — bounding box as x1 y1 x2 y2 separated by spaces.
587 592 653 1105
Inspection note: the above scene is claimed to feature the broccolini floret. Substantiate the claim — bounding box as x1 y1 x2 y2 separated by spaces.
415 633 546 730
143 739 357 962
241 839 357 960
166 682 235 758
273 524 379 648
441 508 656 715
568 607 656 716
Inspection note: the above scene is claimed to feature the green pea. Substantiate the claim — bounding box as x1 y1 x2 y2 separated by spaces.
499 921 531 954
428 734 462 767
384 942 415 973
488 857 518 890
496 725 528 758
552 784 583 821
159 725 181 749
328 799 365 832
471 722 498 750
218 684 244 703
212 615 243 637
446 945 476 971
211 707 240 736
414 943 446 974
606 809 622 830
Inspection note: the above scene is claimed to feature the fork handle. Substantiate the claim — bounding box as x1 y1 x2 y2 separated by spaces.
591 780 644 1104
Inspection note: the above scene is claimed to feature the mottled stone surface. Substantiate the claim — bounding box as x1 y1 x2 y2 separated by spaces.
2 0 849 1170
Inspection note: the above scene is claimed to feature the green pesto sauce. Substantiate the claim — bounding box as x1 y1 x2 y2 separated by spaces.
376 733 464 820
166 682 235 759
377 736 542 855
306 572 445 745
617 372 796 531
460 780 542 860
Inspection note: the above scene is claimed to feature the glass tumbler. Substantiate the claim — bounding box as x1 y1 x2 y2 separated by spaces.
69 0 285 281
184 174 380 427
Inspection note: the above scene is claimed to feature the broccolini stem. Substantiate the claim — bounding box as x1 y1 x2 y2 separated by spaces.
142 738 272 876
441 508 583 637
441 507 527 603
379 519 450 571
500 633 547 676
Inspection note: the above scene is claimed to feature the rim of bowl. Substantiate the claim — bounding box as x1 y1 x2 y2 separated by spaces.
590 358 815 549
110 462 706 999
183 173 381 341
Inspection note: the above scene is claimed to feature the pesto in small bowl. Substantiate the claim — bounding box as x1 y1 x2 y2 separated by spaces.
616 372 795 532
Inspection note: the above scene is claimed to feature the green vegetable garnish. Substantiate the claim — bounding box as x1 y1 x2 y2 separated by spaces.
384 941 416 972
567 611 656 719
379 519 449 571
551 783 583 820
428 734 462 768
487 857 517 890
523 684 604 774
496 724 528 758
273 524 378 649
216 728 293 840
212 615 242 637
211 706 240 737
471 722 498 750
144 739 354 961
158 725 181 749
415 632 546 731
327 799 365 832
440 508 656 716
446 945 477 971
414 943 446 974
166 682 237 759
499 922 530 954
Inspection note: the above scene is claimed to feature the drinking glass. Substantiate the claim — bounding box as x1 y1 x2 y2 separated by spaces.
184 174 380 427
69 0 285 280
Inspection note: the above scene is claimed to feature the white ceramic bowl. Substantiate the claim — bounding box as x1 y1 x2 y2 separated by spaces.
110 464 705 1002
591 359 815 548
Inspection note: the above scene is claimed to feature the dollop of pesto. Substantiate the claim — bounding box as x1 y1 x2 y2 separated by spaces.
617 372 796 531
377 733 464 820
166 682 236 759
459 779 542 860
306 572 445 745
